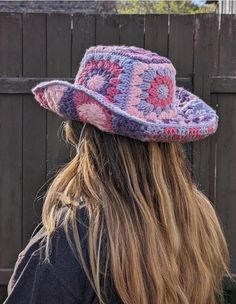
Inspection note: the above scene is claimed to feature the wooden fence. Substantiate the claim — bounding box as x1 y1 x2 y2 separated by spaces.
0 13 236 286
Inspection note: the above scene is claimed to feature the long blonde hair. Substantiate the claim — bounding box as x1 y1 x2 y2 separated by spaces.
42 120 230 304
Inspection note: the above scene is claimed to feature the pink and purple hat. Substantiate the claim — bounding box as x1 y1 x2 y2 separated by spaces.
32 45 218 142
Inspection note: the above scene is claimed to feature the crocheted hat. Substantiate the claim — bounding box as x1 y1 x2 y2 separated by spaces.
32 45 218 142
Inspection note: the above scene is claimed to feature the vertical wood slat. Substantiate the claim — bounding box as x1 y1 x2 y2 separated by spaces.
72 14 96 77
169 15 194 78
219 14 236 76
193 14 219 199
0 13 22 77
169 15 194 163
215 93 236 273
0 13 22 283
22 13 47 246
95 14 119 45
119 14 144 47
46 14 72 179
145 14 168 57
216 14 236 273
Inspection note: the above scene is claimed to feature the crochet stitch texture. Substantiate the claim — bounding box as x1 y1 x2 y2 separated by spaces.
32 45 219 142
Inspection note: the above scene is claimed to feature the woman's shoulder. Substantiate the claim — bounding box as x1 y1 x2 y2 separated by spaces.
7 205 96 303
48 205 91 269
16 204 90 261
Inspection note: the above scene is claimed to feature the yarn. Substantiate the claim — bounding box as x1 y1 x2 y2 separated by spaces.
32 45 219 142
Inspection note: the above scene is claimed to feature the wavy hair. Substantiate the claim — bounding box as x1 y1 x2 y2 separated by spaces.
42 120 230 304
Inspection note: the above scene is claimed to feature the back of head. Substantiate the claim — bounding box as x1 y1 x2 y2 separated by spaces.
42 120 229 304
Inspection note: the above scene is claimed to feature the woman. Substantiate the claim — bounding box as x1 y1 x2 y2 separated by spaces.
5 45 230 304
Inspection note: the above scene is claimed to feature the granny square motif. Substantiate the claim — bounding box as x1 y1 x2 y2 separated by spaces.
32 45 218 142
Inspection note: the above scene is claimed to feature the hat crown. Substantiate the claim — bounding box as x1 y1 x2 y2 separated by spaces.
74 45 177 123
32 44 218 142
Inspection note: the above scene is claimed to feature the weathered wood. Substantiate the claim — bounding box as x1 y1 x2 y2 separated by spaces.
169 15 194 77
215 14 236 274
0 269 12 285
0 94 22 274
47 14 72 78
22 13 47 246
119 14 144 47
96 14 119 45
194 14 219 99
46 13 71 179
211 76 236 93
219 14 236 76
72 14 96 77
0 284 7 302
145 14 168 57
169 14 194 163
208 94 218 204
0 77 73 94
193 14 219 199
215 93 236 273
0 13 22 77
0 13 22 283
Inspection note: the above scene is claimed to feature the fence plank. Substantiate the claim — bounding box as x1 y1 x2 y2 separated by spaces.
169 15 194 163
169 15 194 78
219 14 236 76
119 14 144 47
47 13 72 77
216 14 236 274
46 14 71 179
193 14 219 199
211 76 236 93
145 14 168 57
96 14 119 45
215 93 236 273
0 13 22 284
0 13 22 77
0 77 73 94
22 13 47 246
72 14 96 77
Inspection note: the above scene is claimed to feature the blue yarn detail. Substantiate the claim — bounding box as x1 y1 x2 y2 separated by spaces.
119 74 131 82
112 114 148 141
111 112 190 141
93 53 102 61
139 92 149 99
136 100 154 116
143 68 156 81
140 82 151 90
59 87 78 120
85 67 109 79
116 63 135 110
78 52 136 111
192 117 200 123
99 83 111 95
82 53 135 68
86 47 171 65
157 84 169 100
157 67 174 78
117 84 129 93
154 107 162 115
113 93 127 110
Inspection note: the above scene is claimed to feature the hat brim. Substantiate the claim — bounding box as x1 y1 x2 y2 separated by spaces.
32 80 218 142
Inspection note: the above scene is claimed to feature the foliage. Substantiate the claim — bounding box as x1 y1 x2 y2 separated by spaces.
116 0 217 14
